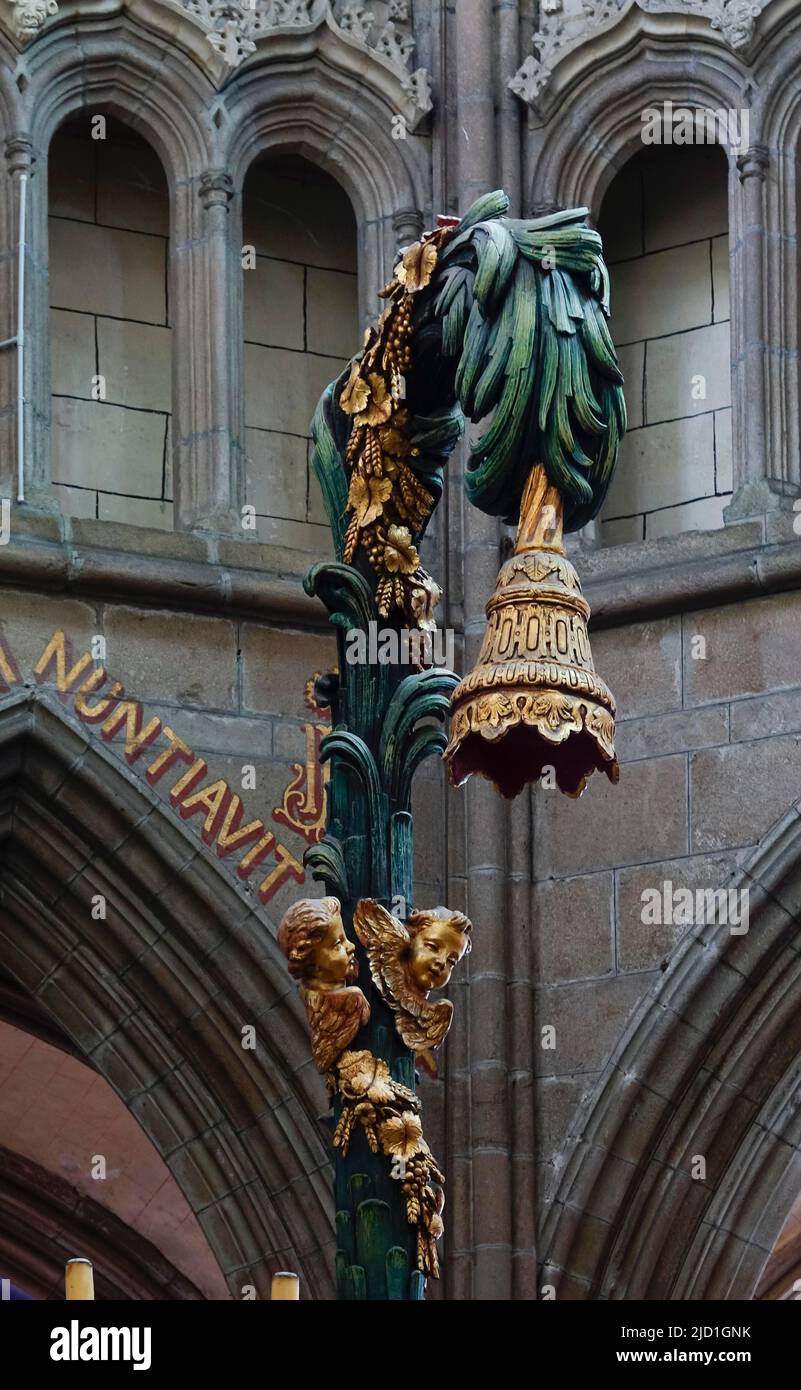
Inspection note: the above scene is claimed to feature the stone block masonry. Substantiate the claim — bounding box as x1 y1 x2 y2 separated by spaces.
0 600 341 916
599 143 731 544
48 120 172 530
242 160 358 555
533 585 801 1221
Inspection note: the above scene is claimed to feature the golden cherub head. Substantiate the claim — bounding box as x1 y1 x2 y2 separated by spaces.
277 896 357 991
404 907 472 994
353 900 473 1069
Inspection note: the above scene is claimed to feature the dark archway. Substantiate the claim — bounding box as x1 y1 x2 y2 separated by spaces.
0 689 335 1298
541 802 801 1299
0 1146 204 1300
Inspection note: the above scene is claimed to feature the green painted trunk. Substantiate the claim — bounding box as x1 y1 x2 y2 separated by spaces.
303 560 456 1301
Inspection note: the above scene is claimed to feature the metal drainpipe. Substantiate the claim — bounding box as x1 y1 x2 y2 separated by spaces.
0 170 27 503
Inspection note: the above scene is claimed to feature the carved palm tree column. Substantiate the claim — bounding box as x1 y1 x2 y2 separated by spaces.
275 181 625 1300
300 568 458 1298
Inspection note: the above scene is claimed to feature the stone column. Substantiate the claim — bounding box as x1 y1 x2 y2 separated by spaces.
171 169 242 534
392 206 424 251
0 136 50 506
0 139 23 502
453 0 518 1304
497 0 522 215
725 143 775 521
495 0 536 1270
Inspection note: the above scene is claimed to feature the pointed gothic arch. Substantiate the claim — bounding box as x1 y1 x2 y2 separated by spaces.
541 800 801 1299
223 59 429 322
524 24 747 215
0 688 335 1299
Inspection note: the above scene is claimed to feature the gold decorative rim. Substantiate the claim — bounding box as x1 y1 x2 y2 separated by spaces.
446 688 616 759
451 660 616 713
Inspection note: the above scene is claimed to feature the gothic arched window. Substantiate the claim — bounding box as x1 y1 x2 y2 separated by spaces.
49 117 173 528
241 156 358 551
598 141 731 544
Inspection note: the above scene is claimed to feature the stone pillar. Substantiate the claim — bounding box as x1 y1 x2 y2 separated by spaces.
0 139 23 502
496 0 522 215
172 169 242 534
392 206 424 251
453 0 518 1304
725 143 775 521
0 136 49 506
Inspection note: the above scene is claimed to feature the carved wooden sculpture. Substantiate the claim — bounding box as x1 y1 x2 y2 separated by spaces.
316 189 626 798
277 896 369 1073
284 190 624 1300
354 899 471 1076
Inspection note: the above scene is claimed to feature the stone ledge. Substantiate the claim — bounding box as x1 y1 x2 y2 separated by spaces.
570 519 765 582
586 527 801 630
5 508 801 632
0 509 326 629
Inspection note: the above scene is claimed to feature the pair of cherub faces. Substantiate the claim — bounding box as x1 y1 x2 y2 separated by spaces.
279 895 472 1076
282 897 468 996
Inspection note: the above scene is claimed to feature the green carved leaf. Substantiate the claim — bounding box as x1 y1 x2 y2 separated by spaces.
319 731 387 900
336 1208 356 1266
386 1247 410 1301
335 1250 349 1299
355 1200 394 1300
303 835 349 899
390 810 413 910
346 1266 367 1300
379 668 458 804
310 381 350 557
304 561 388 747
303 561 375 632
393 724 451 808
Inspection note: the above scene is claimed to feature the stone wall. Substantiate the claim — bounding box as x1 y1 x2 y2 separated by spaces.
533 575 801 1218
598 144 732 545
242 159 358 555
48 119 173 530
0 569 340 926
0 555 445 929
46 133 361 550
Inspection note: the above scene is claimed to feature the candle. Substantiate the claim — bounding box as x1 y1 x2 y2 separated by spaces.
271 1271 299 1301
65 1259 94 1301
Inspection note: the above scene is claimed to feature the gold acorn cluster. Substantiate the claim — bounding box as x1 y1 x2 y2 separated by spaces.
339 229 452 630
331 1049 446 1278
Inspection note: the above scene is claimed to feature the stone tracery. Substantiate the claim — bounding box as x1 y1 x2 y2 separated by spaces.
509 0 770 109
1 0 432 114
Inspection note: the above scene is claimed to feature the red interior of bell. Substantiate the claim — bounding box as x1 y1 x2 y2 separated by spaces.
447 726 617 799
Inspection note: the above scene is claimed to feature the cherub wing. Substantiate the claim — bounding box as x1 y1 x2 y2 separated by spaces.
302 986 370 1075
394 997 454 1054
353 898 416 1013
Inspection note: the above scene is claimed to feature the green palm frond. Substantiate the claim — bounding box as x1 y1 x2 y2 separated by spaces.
417 193 626 531
310 190 626 541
